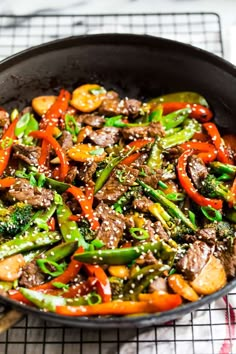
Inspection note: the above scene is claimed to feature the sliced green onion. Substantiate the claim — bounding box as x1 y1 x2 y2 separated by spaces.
15 112 30 137
87 292 102 305
166 193 185 202
29 174 37 187
65 114 79 136
37 173 46 188
104 115 125 127
37 259 66 277
169 268 176 275
89 148 105 156
129 227 149 240
158 181 168 190
89 87 106 95
91 239 105 249
201 206 222 222
52 282 69 290
188 211 196 226
54 193 63 205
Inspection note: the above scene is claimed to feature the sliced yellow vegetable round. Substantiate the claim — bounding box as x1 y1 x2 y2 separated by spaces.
168 273 199 302
68 143 106 162
32 95 57 116
70 84 106 113
108 265 130 279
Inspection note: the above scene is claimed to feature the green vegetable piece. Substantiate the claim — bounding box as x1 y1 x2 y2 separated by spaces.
200 174 231 202
0 281 13 291
34 218 49 231
57 203 89 249
0 231 61 260
20 288 66 312
87 292 102 305
188 211 197 227
52 282 69 290
216 173 233 181
44 241 78 262
91 239 105 249
201 206 222 222
74 240 175 265
147 137 163 170
129 227 149 240
94 148 134 194
210 162 236 176
148 107 163 122
137 179 197 231
89 87 106 95
89 148 105 156
65 114 79 140
225 209 236 223
166 193 185 202
158 181 168 190
35 173 70 193
23 248 46 263
161 108 190 130
149 91 209 107
23 114 39 144
15 112 30 137
37 259 66 277
10 109 19 121
105 115 149 128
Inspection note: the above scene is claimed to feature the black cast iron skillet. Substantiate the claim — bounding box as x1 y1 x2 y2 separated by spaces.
0 34 236 329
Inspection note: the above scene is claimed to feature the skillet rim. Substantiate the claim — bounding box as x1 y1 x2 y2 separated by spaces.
0 33 236 328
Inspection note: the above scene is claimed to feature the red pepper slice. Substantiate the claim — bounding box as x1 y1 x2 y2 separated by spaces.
121 152 141 165
192 132 209 142
127 139 154 150
177 149 223 210
56 293 182 316
179 142 217 164
67 185 100 231
30 130 69 180
47 217 56 231
229 177 236 208
0 117 18 177
160 102 213 123
0 177 16 188
62 278 96 299
203 122 234 165
83 264 111 303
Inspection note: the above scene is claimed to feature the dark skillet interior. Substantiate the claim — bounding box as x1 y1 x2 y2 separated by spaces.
0 34 236 328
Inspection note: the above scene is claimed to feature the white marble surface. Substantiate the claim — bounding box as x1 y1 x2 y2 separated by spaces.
0 0 236 62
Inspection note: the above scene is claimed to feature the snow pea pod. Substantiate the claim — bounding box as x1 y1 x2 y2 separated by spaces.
149 91 209 107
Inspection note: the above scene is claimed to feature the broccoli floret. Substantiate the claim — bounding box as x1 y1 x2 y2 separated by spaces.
109 277 124 300
0 202 33 237
200 174 230 202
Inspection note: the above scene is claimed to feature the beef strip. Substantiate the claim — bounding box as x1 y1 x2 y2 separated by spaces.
133 196 153 213
136 251 159 266
149 277 168 294
0 109 10 128
196 227 216 246
153 221 169 241
165 146 184 160
77 161 97 184
217 238 236 278
176 241 212 280
78 114 105 128
19 260 45 288
188 155 208 189
13 144 41 166
58 130 73 152
95 165 139 204
95 201 126 248
88 127 120 147
98 91 141 117
122 122 165 140
65 165 78 184
6 178 54 208
138 164 163 189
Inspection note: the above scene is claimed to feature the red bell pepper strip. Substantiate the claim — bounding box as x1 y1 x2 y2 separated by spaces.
177 149 223 210
0 117 18 177
62 278 96 299
29 130 69 180
47 217 56 231
0 177 16 188
56 293 182 316
159 102 213 123
67 185 100 231
83 264 111 303
127 139 154 150
203 122 234 165
179 142 217 163
192 131 209 142
121 152 141 165
40 89 71 130
229 177 236 208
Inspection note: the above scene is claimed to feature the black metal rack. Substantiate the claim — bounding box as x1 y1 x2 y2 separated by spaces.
0 12 234 354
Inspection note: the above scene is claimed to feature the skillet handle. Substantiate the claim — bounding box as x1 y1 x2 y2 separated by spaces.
0 304 23 333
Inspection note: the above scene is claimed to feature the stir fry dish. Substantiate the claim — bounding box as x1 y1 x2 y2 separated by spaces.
0 84 235 317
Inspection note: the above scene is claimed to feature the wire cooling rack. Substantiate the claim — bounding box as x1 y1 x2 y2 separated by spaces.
0 12 235 354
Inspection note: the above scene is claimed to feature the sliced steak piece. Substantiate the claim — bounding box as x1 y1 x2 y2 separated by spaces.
58 130 73 152
138 164 163 189
79 114 105 128
0 109 10 128
133 196 153 213
19 260 45 288
217 238 236 278
77 161 97 184
7 178 54 208
165 146 184 160
13 144 41 166
188 155 208 189
65 165 78 184
88 127 120 147
176 241 212 280
136 251 159 266
153 221 169 241
95 165 139 204
95 202 126 248
196 227 216 246
122 122 165 140
149 277 168 294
